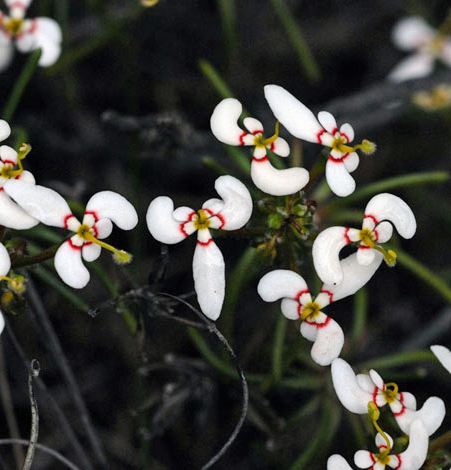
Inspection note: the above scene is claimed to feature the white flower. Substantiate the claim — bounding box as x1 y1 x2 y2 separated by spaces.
264 85 376 197
4 181 138 289
210 98 310 196
0 242 11 335
0 0 62 71
331 358 446 436
146 175 252 321
431 345 451 374
389 17 451 83
313 193 416 286
257 251 383 366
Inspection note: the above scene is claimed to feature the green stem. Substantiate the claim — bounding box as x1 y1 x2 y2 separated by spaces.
2 50 42 122
351 287 367 349
11 244 59 268
217 0 237 64
271 315 287 383
359 350 435 370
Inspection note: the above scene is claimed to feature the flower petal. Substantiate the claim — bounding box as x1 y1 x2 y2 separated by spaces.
364 193 416 239
397 420 428 470
388 53 434 83
0 310 4 335
85 191 138 230
356 373 377 393
373 221 393 243
395 396 445 436
270 137 290 157
250 158 309 196
54 241 90 289
369 369 385 389
264 85 323 143
243 117 263 134
356 246 376 266
308 317 344 366
312 226 352 286
430 345 451 374
440 40 451 67
327 455 353 470
318 111 337 134
392 17 435 51
258 269 308 302
325 159 356 197
375 432 394 449
15 169 35 184
331 358 373 414
322 251 383 303
82 243 101 262
0 242 11 276
146 196 189 244
213 175 252 230
343 152 359 173
300 320 317 341
340 123 354 142
0 120 10 143
280 298 300 320
210 98 247 146
94 218 113 240
192 237 225 320
0 145 17 164
401 392 417 411
0 190 38 229
354 450 374 469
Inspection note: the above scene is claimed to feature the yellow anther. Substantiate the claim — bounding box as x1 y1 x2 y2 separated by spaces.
193 209 211 230
358 139 377 155
254 121 280 148
4 17 24 36
367 401 392 456
113 250 133 265
381 382 399 403
1 290 14 306
0 143 31 180
359 229 397 267
300 301 321 321
0 274 26 294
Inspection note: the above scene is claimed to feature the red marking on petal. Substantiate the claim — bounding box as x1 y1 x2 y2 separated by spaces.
84 210 99 222
341 132 349 143
0 188 4 192
394 455 402 470
204 208 225 229
316 129 325 144
67 239 82 251
359 244 371 250
2 159 16 166
319 289 334 303
252 130 263 135
393 404 406 417
372 387 379 407
9 1 27 9
328 152 349 163
344 227 351 245
252 155 269 162
180 223 189 237
238 131 248 146
331 127 338 135
304 316 332 329
63 213 74 229
364 214 379 225
369 454 376 464
17 19 37 39
269 142 275 151
294 289 309 301
373 229 379 242
197 239 214 246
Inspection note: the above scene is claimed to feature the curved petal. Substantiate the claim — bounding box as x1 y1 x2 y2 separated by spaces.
210 98 247 146
0 120 10 143
340 123 354 143
356 246 376 266
85 191 138 230
192 238 225 321
243 117 263 134
373 221 393 243
343 152 359 173
326 159 356 197
312 226 351 286
281 298 300 320
0 242 11 276
327 455 353 470
258 269 308 302
201 199 224 215
93 218 113 240
0 39 13 72
397 420 428 470
0 190 38 229
331 358 373 414
388 53 434 83
146 196 189 244
401 392 417 411
0 310 4 335
318 111 338 134
82 243 101 262
354 450 374 469
15 169 35 184
213 175 252 230
364 193 416 239
251 158 309 196
270 137 290 157
309 317 344 366
431 345 451 374
356 374 377 393
0 145 17 164
300 320 317 341
392 17 435 51
264 85 323 143
322 251 383 303
54 241 90 289
369 369 385 389
395 396 445 436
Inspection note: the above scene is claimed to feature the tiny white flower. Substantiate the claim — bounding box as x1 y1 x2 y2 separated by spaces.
431 344 451 374
0 0 62 71
257 251 382 366
313 193 416 286
331 358 446 436
210 98 309 196
264 85 376 197
146 175 253 321
4 181 138 289
389 17 451 82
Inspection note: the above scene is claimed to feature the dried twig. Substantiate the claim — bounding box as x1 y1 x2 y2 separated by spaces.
23 360 40 470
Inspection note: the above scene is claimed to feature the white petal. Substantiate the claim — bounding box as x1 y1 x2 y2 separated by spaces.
54 241 90 289
356 374 377 393
0 190 38 229
201 199 224 216
326 159 356 197
270 137 290 157
0 120 10 143
440 40 451 67
375 432 393 449
431 345 451 374
94 218 113 240
327 455 354 470
309 317 344 366
300 320 317 341
318 111 338 134
388 53 434 83
192 238 225 320
322 251 383 303
397 420 428 470
5 0 33 12
213 175 252 230
85 191 138 230
250 158 309 196
0 145 17 164
373 221 393 243
312 226 351 286
395 396 445 436
331 358 373 414
365 193 416 239
82 243 101 262
281 298 300 320
0 310 4 335
16 169 35 184
343 152 359 173
146 196 188 244
369 369 385 389
264 85 323 143
357 246 376 266
243 117 263 134
392 17 435 51
258 269 308 302
340 123 354 143
354 450 374 469
0 242 11 276
401 392 417 411
210 98 247 146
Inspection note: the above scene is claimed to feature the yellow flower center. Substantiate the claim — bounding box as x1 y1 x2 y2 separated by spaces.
428 35 445 55
359 228 375 247
0 143 31 180
193 209 211 230
381 382 399 404
359 228 398 267
300 301 321 321
376 452 391 465
253 121 280 149
331 134 349 153
0 274 25 294
4 18 24 36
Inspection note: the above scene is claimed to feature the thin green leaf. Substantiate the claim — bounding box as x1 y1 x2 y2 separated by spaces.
359 350 435 370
